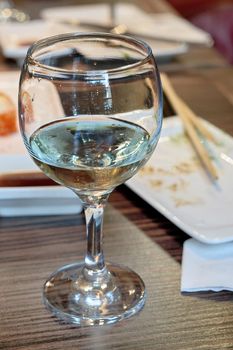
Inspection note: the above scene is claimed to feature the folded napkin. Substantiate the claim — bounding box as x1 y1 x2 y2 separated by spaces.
181 238 233 292
41 3 213 46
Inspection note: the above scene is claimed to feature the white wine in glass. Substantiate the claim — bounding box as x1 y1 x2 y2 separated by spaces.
19 33 163 326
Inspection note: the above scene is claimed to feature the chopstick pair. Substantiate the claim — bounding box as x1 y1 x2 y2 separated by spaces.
160 73 218 181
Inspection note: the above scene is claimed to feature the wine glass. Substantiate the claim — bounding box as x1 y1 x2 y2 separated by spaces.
18 33 163 326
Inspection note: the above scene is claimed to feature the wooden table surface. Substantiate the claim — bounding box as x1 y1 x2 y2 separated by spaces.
0 0 233 348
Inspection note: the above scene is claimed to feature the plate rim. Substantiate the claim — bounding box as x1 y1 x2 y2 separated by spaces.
126 116 233 244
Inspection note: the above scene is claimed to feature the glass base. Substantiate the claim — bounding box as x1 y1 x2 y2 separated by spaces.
43 262 146 326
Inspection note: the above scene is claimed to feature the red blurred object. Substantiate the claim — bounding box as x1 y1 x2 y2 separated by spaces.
192 5 233 63
167 0 233 63
167 0 220 18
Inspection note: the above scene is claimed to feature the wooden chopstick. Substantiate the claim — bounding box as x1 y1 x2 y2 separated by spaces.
161 73 218 180
173 94 217 144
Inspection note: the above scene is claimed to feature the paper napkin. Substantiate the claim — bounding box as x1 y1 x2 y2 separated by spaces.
181 238 233 292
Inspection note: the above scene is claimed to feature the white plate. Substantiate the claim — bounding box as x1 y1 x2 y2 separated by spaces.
0 71 64 154
127 117 233 244
41 4 189 62
0 71 82 216
0 154 82 217
0 20 77 64
0 71 26 154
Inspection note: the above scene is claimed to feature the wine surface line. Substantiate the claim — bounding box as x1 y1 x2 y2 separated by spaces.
29 115 154 193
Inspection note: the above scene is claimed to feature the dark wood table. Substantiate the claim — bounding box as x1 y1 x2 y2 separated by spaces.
0 0 233 348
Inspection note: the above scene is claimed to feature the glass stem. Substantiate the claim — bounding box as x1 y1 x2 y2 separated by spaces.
84 203 106 277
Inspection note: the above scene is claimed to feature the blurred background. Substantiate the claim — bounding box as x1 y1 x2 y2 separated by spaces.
168 0 233 64
9 0 233 64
